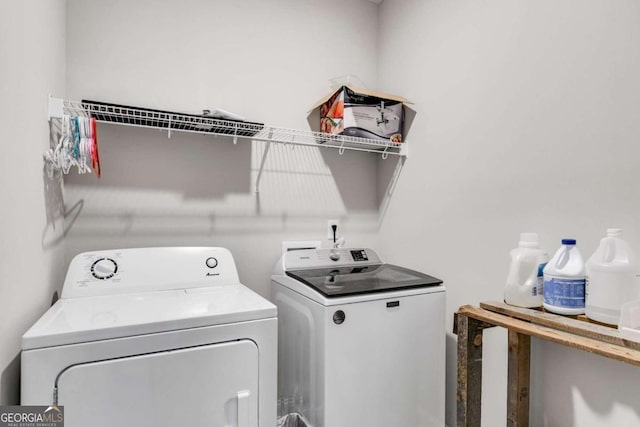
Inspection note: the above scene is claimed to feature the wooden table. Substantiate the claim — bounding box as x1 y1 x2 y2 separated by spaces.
454 301 640 427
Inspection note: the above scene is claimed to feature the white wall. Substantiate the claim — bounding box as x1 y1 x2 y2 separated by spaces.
0 0 67 405
377 0 640 426
64 0 382 297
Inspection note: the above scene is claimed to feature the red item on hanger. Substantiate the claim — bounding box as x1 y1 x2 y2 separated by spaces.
90 118 101 178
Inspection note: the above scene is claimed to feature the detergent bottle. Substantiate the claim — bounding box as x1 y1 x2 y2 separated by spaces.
586 228 639 325
504 233 549 308
543 239 586 315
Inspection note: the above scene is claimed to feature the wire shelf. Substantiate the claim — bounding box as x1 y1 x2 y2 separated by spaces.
47 96 408 191
48 97 406 156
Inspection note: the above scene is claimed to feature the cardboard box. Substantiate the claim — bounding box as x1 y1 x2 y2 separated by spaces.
310 85 412 143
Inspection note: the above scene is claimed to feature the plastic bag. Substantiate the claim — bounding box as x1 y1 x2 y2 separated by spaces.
277 413 310 427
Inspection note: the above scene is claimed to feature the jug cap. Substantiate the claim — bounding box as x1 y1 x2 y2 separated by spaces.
562 239 576 245
519 232 539 248
607 228 623 237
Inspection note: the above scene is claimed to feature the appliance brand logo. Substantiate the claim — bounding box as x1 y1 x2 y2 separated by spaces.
0 406 64 427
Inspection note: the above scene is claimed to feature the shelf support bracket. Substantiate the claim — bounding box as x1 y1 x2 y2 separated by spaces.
381 144 390 160
48 95 64 121
255 129 273 193
378 155 407 227
167 116 172 139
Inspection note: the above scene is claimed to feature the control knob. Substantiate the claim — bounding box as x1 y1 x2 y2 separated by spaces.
91 258 118 280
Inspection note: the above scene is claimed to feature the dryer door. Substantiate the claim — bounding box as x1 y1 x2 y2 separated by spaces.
57 339 258 427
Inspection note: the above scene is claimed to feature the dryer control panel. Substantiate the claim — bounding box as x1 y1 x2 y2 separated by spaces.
62 247 240 299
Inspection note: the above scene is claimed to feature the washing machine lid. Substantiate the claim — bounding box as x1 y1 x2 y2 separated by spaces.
285 264 442 298
22 284 276 350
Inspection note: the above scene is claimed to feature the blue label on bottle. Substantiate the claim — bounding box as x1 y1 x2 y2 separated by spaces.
534 263 547 297
537 263 547 277
543 277 585 308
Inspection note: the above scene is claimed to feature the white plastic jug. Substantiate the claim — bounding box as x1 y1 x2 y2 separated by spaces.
543 239 586 315
504 233 549 308
586 228 639 325
619 299 640 343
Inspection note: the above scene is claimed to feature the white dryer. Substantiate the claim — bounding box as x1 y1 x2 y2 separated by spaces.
22 247 277 427
272 248 446 427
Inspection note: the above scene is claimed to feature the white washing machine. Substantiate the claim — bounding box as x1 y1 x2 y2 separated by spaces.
271 248 446 427
22 247 277 427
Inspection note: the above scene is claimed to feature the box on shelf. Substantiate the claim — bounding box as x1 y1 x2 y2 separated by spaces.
309 86 412 143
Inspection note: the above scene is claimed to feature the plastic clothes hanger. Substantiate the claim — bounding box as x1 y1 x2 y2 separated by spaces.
61 115 74 173
81 117 92 174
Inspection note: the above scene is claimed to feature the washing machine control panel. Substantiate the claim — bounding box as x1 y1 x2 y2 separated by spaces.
284 248 382 270
350 249 369 262
62 247 240 299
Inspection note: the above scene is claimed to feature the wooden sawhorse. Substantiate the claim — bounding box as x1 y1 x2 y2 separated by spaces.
454 301 640 427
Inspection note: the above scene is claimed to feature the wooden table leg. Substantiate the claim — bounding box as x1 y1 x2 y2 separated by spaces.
456 313 487 427
507 330 531 427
